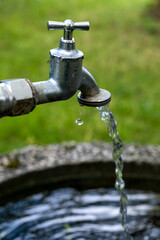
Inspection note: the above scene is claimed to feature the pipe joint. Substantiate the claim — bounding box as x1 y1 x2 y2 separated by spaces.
0 79 36 117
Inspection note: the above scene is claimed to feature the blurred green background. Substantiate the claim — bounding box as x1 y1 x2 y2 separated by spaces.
0 0 160 153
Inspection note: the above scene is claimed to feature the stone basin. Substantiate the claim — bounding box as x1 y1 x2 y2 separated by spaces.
0 142 160 204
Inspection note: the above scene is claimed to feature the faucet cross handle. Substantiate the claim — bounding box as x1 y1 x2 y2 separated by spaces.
47 19 90 40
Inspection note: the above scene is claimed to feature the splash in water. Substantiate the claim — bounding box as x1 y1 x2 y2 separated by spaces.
97 105 133 240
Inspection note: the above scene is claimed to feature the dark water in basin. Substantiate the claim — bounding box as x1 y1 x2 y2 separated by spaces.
0 188 160 240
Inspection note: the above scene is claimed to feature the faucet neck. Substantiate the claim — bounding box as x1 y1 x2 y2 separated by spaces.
59 37 75 50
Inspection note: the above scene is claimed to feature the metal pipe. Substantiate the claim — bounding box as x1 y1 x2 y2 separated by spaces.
33 79 62 105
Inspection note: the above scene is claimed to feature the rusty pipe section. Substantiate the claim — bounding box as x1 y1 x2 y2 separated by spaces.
0 79 36 118
32 79 63 105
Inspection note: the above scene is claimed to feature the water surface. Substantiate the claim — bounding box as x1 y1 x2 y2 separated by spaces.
0 188 160 240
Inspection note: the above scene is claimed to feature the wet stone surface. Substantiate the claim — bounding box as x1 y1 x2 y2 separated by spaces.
0 142 160 184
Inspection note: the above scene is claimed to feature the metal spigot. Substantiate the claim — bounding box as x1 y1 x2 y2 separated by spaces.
0 19 111 118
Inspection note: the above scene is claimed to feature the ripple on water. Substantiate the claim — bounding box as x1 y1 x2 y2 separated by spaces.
0 188 160 240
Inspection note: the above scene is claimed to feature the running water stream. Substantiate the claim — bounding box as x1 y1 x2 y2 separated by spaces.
97 105 132 240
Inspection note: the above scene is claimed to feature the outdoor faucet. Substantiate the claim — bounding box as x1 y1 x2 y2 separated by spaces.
0 19 111 118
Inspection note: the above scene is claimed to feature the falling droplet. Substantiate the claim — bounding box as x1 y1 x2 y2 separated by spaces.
80 105 83 116
75 118 83 126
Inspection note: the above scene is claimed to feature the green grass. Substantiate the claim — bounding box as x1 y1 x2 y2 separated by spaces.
0 0 160 153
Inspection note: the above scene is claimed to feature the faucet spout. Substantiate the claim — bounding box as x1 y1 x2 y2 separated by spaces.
79 66 100 97
78 66 111 107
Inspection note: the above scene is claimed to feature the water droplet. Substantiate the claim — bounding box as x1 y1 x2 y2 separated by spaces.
80 106 83 116
75 118 83 126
